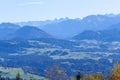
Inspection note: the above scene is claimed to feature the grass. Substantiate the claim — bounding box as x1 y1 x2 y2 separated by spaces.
0 66 47 80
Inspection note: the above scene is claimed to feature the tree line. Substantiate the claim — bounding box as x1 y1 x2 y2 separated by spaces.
1 63 120 80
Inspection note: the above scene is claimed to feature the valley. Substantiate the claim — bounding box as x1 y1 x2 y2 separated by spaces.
0 39 120 78
0 14 120 79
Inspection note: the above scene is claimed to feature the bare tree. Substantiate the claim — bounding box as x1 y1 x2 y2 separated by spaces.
46 64 68 80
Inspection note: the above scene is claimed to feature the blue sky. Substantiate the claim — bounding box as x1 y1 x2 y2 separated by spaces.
0 0 120 22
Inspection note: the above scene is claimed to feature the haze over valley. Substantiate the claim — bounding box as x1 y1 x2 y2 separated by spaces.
1 0 120 79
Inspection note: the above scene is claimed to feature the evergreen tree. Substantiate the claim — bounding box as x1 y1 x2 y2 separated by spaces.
76 72 82 80
16 72 21 80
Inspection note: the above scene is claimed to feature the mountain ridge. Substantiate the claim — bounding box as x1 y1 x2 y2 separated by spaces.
12 26 52 39
15 14 120 38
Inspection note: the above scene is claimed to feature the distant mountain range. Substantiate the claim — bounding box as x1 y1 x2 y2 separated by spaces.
0 23 52 40
1 14 120 40
16 18 69 27
16 14 120 38
41 19 81 38
73 23 120 41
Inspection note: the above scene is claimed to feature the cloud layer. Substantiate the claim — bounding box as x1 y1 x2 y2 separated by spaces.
18 1 43 6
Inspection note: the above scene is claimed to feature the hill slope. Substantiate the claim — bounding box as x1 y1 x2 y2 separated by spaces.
12 26 52 39
73 28 120 41
0 23 20 39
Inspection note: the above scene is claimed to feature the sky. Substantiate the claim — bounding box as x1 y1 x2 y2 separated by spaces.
0 0 120 22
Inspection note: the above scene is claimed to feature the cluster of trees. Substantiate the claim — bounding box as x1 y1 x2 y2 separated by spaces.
78 63 120 80
1 63 120 80
46 63 120 80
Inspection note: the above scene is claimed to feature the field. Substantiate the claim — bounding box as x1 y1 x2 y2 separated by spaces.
0 66 47 80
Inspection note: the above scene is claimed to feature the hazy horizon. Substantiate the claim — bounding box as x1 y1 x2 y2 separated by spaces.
0 13 120 23
0 0 120 22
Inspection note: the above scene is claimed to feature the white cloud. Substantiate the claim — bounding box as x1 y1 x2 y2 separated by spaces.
18 1 43 6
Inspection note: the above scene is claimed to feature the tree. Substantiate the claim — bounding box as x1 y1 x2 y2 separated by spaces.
16 72 21 80
109 63 120 80
76 72 82 80
46 64 68 80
